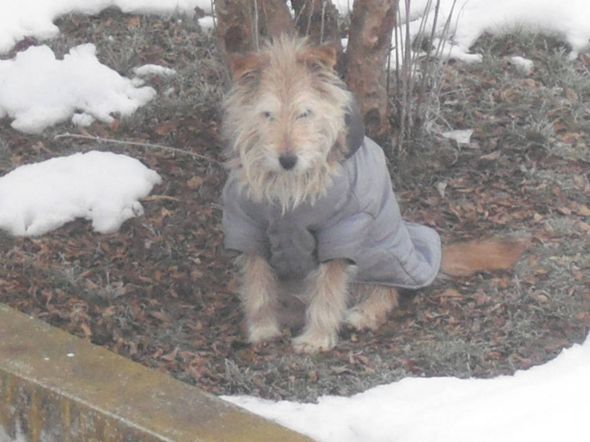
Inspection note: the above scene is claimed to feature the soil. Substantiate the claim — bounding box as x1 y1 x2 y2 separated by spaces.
0 10 589 402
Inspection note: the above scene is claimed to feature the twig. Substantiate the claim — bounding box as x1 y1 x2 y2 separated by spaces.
53 132 220 164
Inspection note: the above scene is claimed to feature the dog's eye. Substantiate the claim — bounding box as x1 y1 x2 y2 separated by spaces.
297 109 312 119
261 111 274 120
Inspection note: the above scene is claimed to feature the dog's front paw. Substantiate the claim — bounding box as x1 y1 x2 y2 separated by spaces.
292 330 337 354
248 320 281 344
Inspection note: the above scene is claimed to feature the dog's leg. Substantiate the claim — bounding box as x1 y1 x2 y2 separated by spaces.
292 259 351 353
345 284 399 331
237 254 282 343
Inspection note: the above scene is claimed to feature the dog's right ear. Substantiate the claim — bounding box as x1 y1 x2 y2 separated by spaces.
298 43 338 71
228 53 264 81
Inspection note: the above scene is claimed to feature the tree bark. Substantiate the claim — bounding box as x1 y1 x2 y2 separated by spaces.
259 0 295 40
215 0 397 139
291 0 342 47
343 0 396 140
215 0 256 69
215 0 295 68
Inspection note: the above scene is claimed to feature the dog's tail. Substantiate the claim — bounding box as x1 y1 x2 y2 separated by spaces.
441 238 529 277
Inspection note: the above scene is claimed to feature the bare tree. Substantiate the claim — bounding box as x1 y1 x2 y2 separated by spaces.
214 0 398 139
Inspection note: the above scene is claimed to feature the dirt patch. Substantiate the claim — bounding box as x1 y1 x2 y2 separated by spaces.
1 11 589 402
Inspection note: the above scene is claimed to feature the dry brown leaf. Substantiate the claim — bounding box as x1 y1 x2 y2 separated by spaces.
150 310 173 323
439 288 463 300
155 121 178 136
572 203 590 217
127 16 141 29
80 323 92 338
187 176 205 190
480 151 501 161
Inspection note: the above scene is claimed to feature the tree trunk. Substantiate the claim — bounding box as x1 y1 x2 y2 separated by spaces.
259 0 295 40
291 0 342 47
344 0 396 140
215 0 295 68
215 0 397 139
215 0 256 68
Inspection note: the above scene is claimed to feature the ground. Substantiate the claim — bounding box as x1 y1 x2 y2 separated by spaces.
0 10 589 402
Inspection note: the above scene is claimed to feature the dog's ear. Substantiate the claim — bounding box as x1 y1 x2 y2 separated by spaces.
228 53 265 80
298 43 338 70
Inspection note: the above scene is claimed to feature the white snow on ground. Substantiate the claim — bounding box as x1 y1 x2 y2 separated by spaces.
226 335 590 442
132 64 177 78
0 151 161 236
333 0 590 62
509 56 534 75
0 0 212 54
0 44 157 134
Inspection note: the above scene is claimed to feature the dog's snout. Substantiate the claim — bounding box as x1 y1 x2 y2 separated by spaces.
279 154 298 170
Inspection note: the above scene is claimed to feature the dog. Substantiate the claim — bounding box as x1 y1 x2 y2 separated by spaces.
221 36 526 354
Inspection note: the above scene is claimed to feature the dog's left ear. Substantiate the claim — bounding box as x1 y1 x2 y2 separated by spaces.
298 43 338 70
228 53 265 80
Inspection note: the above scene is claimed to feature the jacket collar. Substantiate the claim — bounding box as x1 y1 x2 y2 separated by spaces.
344 100 365 160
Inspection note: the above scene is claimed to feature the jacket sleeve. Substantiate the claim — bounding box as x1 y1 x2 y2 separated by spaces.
222 181 269 257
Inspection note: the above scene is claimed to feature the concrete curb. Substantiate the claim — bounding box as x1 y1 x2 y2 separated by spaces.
0 304 311 441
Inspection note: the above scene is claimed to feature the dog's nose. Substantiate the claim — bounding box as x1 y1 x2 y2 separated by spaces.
279 154 298 170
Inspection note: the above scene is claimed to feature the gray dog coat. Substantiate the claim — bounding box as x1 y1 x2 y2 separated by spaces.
222 133 442 289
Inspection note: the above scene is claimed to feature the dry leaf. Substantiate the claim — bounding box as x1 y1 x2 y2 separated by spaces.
187 176 205 190
80 323 92 338
155 121 178 136
439 288 463 300
127 16 141 29
572 203 590 217
480 151 501 161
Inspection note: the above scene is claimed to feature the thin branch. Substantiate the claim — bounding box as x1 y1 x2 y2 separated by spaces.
53 132 220 164
320 0 326 43
253 0 260 50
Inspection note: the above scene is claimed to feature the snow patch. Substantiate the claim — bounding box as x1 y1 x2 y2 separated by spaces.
0 0 211 54
225 335 590 442
509 56 534 75
0 151 161 236
0 44 156 134
442 129 474 145
133 64 176 78
198 16 215 30
391 0 590 63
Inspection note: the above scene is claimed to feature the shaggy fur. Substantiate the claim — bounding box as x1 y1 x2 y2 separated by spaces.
222 37 351 211
222 36 526 353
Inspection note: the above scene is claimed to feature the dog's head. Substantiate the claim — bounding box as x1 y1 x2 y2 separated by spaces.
222 36 360 208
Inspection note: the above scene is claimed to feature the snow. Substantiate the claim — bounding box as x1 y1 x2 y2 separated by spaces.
0 44 156 134
442 129 473 146
332 0 590 62
0 0 212 54
225 335 590 442
132 64 177 78
0 151 161 236
509 56 534 75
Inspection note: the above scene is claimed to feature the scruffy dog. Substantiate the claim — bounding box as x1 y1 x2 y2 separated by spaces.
221 37 525 354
